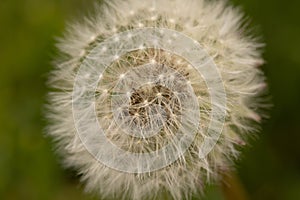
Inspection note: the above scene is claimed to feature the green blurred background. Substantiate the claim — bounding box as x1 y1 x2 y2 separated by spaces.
0 0 300 199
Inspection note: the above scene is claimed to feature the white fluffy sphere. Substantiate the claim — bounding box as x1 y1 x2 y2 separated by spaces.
47 0 267 199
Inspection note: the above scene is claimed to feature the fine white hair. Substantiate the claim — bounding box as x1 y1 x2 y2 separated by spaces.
47 0 268 199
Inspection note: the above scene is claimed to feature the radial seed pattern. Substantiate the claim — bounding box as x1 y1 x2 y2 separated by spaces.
47 1 267 200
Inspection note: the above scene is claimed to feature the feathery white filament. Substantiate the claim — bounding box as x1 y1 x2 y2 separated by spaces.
47 0 267 200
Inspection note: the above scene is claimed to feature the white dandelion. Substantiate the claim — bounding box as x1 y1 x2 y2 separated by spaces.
47 0 268 199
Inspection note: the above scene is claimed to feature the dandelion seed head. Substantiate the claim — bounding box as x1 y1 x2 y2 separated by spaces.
47 0 268 200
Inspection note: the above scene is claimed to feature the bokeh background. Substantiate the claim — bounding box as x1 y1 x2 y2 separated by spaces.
0 0 300 199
